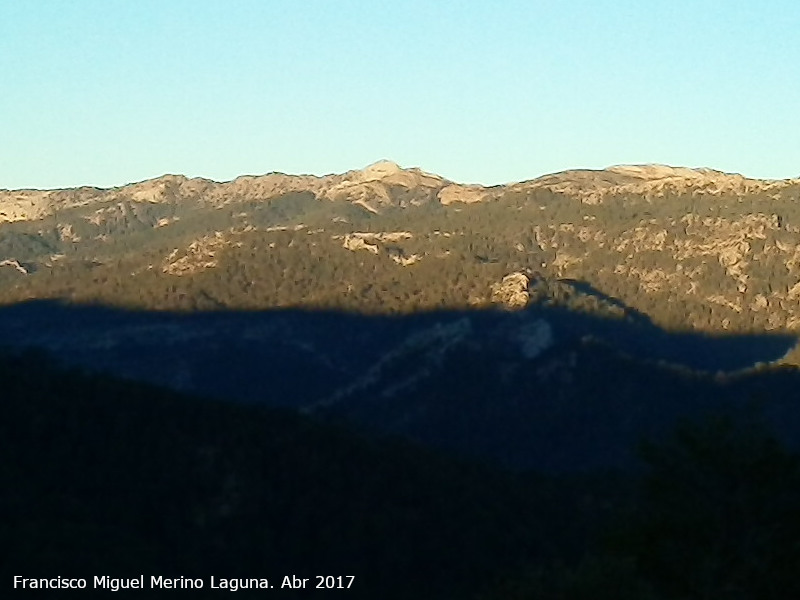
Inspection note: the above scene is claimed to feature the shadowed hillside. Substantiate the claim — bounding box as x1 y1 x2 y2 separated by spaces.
1 350 619 599
1 300 799 471
4 350 800 599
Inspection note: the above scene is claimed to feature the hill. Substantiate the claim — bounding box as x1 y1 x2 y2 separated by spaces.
4 350 800 599
1 350 618 599
2 161 800 339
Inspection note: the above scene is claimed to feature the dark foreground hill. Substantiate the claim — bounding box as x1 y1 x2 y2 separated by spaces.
4 351 800 599
1 350 613 599
2 300 800 472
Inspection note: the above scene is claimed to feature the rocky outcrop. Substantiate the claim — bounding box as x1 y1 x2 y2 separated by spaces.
338 231 419 264
387 248 421 266
490 272 531 309
437 184 494 205
57 223 81 242
341 234 379 255
0 259 27 274
162 232 240 276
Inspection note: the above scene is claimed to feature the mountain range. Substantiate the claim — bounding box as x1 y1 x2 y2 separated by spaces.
3 159 800 334
2 160 800 470
5 161 800 598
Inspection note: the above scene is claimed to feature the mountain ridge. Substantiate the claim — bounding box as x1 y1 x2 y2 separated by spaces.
4 161 798 223
3 157 800 336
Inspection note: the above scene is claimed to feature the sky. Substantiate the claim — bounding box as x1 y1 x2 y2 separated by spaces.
1 0 799 189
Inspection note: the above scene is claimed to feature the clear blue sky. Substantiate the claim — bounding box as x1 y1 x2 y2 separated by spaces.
2 0 799 189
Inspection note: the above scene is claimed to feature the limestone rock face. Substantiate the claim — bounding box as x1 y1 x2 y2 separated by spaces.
162 232 238 276
387 248 421 266
339 231 418 264
437 184 493 205
0 259 27 274
490 272 531 309
0 191 52 222
342 234 379 254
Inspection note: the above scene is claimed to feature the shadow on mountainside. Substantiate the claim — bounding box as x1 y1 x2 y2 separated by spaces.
0 293 799 471
5 318 800 599
1 350 599 600
554 277 655 325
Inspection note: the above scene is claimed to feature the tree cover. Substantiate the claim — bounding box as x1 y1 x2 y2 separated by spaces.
3 351 799 599
3 185 800 339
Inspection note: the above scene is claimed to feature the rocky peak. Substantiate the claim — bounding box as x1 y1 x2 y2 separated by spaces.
359 160 404 181
514 164 798 205
490 272 531 309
